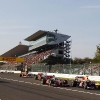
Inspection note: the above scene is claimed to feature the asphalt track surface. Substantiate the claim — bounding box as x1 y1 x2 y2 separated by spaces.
0 73 100 100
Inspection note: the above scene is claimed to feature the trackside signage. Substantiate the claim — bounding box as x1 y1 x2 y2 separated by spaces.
0 56 24 62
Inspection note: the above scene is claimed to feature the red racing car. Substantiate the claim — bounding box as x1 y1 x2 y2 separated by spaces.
41 77 70 87
20 72 32 78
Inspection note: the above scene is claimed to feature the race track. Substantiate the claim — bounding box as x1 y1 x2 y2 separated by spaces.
0 73 100 100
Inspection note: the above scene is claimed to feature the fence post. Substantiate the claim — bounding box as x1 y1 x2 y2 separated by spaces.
48 65 52 72
84 64 85 75
99 63 100 76
77 65 79 75
90 62 92 76
70 62 72 74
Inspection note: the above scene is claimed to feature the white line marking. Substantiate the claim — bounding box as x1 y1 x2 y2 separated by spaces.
53 87 57 88
95 94 100 95
25 82 31 84
13 80 18 81
42 85 48 87
86 92 91 93
72 90 78 91
59 88 65 90
36 84 40 85
4 78 7 79
19 81 24 82
89 93 93 94
78 91 85 93
66 89 72 90
56 87 60 89
33 83 36 84
0 78 3 79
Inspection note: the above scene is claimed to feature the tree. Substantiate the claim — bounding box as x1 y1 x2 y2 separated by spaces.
93 44 100 63
73 57 92 64
83 57 92 63
73 57 84 64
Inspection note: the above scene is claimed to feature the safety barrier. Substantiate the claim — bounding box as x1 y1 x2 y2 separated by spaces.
1 70 100 82
0 70 21 74
29 72 100 82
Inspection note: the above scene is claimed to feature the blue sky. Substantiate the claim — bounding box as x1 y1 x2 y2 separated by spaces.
0 0 100 59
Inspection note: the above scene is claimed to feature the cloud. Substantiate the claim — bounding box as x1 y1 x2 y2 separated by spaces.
80 5 100 9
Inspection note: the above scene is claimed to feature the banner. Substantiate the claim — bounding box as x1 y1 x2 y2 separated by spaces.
0 56 24 62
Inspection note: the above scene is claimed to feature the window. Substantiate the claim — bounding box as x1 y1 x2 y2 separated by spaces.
58 50 63 54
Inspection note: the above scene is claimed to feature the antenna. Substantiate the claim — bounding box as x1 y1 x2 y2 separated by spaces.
54 29 58 33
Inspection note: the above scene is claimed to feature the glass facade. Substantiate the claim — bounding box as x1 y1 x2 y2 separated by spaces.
29 36 46 51
29 36 46 46
46 33 57 44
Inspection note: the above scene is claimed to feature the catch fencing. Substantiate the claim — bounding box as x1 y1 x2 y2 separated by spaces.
31 63 100 76
1 63 100 76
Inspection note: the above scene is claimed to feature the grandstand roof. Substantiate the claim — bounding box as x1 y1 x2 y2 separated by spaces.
24 30 47 41
1 45 29 57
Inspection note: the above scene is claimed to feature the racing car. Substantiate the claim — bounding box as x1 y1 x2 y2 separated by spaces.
71 76 96 89
71 76 82 87
19 65 32 78
41 76 70 87
35 73 44 80
95 82 100 89
20 72 32 78
82 81 96 89
49 78 70 87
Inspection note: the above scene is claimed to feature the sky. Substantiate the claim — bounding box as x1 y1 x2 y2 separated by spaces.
0 0 100 59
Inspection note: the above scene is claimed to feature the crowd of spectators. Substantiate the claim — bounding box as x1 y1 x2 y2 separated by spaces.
23 49 52 66
1 49 52 69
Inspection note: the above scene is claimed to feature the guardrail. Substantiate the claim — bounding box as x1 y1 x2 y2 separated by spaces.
1 70 100 82
29 72 100 82
0 70 21 74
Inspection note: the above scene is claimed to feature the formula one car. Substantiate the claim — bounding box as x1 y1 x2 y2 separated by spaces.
71 76 96 90
41 75 53 85
35 73 44 80
20 72 32 78
71 76 83 87
41 77 70 87
49 79 70 87
79 81 96 90
95 82 100 89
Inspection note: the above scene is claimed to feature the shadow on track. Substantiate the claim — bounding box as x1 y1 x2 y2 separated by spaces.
0 80 9 83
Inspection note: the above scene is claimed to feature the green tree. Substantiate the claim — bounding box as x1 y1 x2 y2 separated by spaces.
83 57 92 63
73 57 83 64
73 57 92 64
93 44 100 63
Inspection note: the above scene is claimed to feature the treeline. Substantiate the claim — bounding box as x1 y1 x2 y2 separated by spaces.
72 57 93 64
73 44 100 64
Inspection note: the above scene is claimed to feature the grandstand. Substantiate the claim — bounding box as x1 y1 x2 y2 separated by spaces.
0 30 71 71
